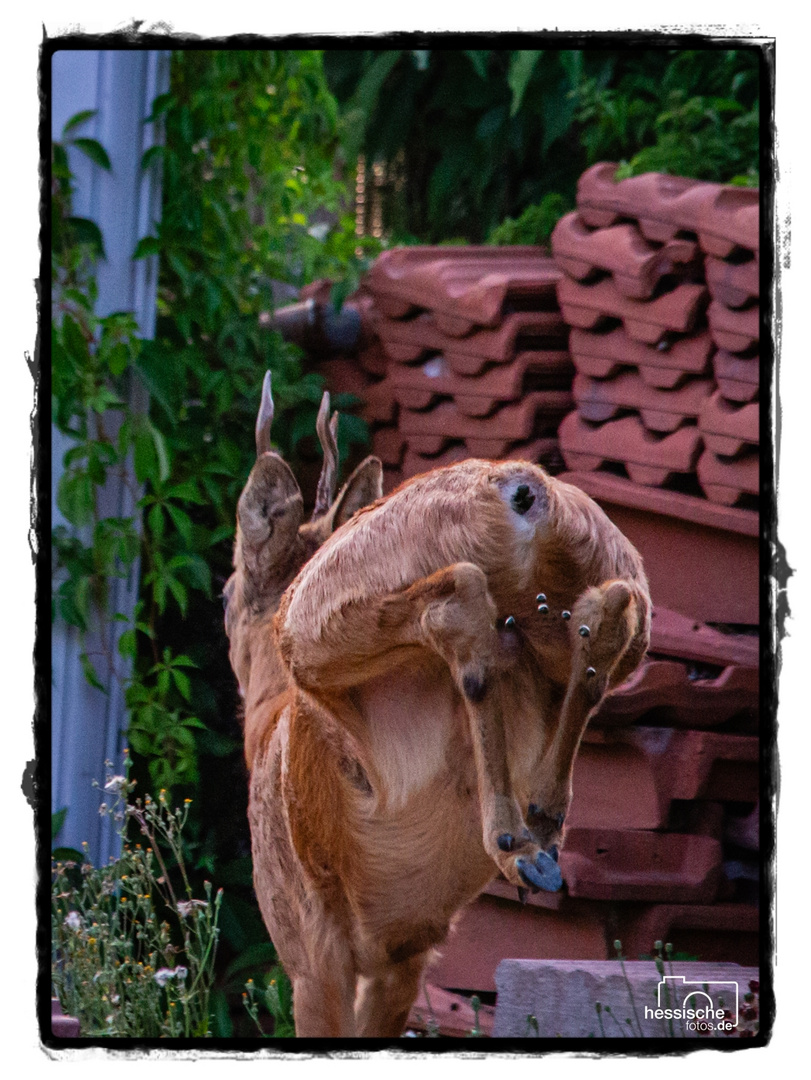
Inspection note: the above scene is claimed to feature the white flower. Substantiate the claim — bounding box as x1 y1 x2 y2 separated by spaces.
64 911 82 931
104 776 127 794
177 899 208 918
154 966 188 987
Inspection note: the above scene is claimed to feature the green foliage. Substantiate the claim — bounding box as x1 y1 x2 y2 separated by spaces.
51 767 223 1037
324 46 761 243
52 54 377 1033
243 965 296 1037
487 192 571 246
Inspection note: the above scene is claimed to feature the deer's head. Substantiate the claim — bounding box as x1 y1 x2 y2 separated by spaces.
225 371 383 703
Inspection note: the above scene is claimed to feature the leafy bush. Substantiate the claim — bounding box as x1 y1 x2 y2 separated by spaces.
51 51 378 1033
323 47 762 244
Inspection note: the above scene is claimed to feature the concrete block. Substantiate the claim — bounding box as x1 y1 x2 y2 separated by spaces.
493 959 759 1038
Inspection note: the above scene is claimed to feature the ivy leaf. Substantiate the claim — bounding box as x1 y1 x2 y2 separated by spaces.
72 137 112 171
57 469 95 527
143 92 174 124
508 50 544 117
140 144 164 171
52 807 69 842
80 651 107 693
172 668 193 702
66 216 106 260
60 313 89 365
62 109 97 136
133 235 161 260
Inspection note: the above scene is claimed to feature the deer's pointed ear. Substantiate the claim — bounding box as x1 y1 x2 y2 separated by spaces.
328 456 383 530
237 453 304 551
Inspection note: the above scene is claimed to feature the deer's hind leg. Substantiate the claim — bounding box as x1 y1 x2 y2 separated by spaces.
354 952 431 1037
277 562 562 893
526 577 651 852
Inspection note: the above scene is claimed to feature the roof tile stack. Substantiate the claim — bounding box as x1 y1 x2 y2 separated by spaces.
321 247 576 491
290 173 762 1000
553 162 760 506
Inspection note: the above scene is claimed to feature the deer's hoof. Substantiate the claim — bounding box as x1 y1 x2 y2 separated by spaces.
516 851 563 893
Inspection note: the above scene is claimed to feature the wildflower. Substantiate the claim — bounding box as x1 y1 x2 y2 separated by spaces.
98 802 108 815
153 966 187 987
104 776 127 794
64 911 82 931
177 899 208 918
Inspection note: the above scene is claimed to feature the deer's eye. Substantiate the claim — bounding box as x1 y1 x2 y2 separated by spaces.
512 485 535 515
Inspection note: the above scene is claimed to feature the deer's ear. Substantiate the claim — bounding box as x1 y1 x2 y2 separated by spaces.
237 452 304 551
327 456 383 530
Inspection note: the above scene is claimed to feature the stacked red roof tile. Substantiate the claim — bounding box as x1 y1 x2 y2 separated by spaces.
265 167 762 999
315 246 576 490
554 162 760 507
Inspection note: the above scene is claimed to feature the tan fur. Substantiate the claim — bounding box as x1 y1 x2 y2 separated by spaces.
225 382 651 1037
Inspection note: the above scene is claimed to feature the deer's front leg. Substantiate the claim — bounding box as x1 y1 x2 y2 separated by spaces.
527 578 650 850
277 561 562 893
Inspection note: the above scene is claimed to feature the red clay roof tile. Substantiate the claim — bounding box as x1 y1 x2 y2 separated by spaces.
594 658 758 730
712 349 760 403
697 448 760 505
705 254 760 308
558 276 709 344
569 326 714 388
551 211 700 299
372 308 568 366
559 829 723 903
577 162 759 255
400 391 573 443
558 412 703 486
708 300 760 353
389 351 574 418
573 371 714 432
698 391 759 453
648 606 759 668
366 246 562 333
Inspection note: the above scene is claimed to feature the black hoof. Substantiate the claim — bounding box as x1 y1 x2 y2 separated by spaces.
517 886 528 905
497 833 514 852
548 844 559 863
516 851 563 893
462 673 488 703
555 812 565 830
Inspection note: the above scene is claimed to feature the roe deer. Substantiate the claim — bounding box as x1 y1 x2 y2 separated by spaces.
225 372 651 1038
